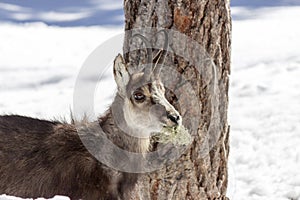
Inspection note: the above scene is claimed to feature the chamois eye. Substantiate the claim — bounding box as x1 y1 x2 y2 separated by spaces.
133 91 145 102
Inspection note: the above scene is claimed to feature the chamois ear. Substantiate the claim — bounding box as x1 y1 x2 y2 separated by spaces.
113 54 130 96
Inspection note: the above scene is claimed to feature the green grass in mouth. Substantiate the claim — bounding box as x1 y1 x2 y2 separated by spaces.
152 125 192 146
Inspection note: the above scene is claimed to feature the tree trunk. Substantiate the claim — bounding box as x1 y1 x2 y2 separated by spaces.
123 0 231 199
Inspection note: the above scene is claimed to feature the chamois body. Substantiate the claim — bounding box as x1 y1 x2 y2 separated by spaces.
0 109 141 200
0 35 182 199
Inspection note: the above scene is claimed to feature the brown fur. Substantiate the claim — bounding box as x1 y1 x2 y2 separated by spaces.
0 110 140 200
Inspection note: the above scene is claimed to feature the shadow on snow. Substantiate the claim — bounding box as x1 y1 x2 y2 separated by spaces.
231 0 300 20
0 0 124 26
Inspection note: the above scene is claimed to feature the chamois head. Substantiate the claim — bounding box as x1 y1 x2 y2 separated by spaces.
113 32 182 138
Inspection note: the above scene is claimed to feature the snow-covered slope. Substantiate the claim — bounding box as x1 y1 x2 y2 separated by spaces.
228 6 300 200
0 23 122 120
0 4 300 200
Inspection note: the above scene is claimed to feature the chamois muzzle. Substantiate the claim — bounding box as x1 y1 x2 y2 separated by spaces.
167 112 181 125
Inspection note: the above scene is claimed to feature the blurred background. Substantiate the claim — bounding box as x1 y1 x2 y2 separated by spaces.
0 0 300 200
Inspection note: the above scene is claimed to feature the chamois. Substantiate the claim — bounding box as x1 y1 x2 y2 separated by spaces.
0 32 182 200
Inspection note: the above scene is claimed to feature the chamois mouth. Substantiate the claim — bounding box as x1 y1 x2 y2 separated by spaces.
161 117 181 128
161 122 179 128
162 124 178 129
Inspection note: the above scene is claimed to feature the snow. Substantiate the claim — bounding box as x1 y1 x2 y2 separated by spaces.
0 22 122 120
228 6 300 200
0 1 300 200
0 0 124 26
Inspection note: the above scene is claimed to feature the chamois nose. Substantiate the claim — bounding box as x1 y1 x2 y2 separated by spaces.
167 113 180 125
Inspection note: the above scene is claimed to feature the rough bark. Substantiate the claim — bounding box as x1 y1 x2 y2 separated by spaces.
123 0 231 199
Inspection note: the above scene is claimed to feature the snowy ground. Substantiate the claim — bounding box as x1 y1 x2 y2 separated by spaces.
1 2 300 200
228 6 300 200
